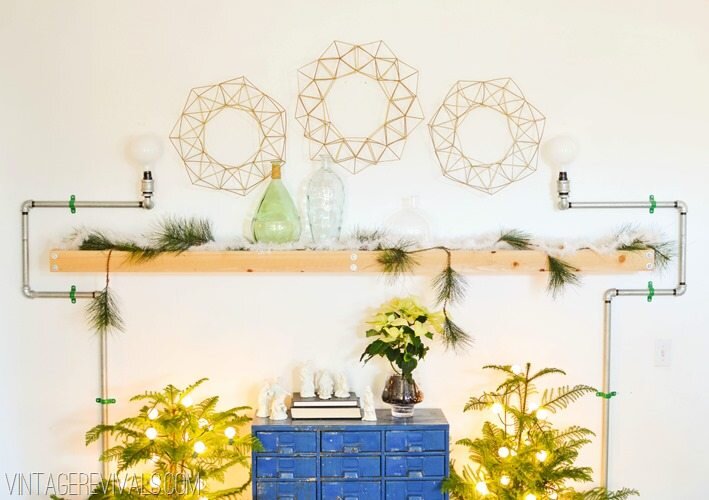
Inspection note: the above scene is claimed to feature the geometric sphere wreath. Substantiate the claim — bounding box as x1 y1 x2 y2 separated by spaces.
429 78 545 195
169 76 286 196
296 41 424 174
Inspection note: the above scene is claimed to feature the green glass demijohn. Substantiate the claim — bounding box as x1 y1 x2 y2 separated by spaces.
252 161 301 244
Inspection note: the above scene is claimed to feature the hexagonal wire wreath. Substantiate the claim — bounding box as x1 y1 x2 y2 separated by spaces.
170 76 286 196
296 41 424 174
428 78 546 195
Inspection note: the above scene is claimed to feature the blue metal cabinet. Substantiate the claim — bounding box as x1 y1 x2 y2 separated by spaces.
252 408 449 499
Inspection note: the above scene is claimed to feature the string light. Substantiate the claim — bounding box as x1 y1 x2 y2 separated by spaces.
181 395 194 407
500 475 511 486
475 481 490 495
193 441 207 454
549 492 558 499
498 446 510 458
224 427 236 439
147 408 159 420
145 427 158 440
536 450 548 462
198 418 209 428
524 494 536 500
491 402 503 415
511 365 523 375
527 401 539 412
536 408 551 421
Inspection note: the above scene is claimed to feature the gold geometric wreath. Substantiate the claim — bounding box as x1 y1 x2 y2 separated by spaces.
428 78 545 195
296 41 424 174
170 76 286 196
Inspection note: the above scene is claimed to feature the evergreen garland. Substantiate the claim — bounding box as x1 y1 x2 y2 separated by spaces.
444 363 639 500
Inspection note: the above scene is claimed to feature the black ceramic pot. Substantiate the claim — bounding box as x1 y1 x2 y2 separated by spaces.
381 374 424 418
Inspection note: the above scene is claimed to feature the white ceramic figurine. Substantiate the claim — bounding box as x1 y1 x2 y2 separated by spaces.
334 372 350 398
317 371 334 400
256 382 274 418
269 384 289 421
362 386 377 421
299 362 316 398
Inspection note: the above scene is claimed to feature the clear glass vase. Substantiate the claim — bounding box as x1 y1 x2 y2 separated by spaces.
306 155 345 245
381 373 424 418
252 161 301 244
385 196 431 245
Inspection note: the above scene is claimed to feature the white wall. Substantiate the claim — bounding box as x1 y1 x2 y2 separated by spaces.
1 1 708 498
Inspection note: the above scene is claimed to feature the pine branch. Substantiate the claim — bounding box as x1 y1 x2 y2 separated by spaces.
377 242 417 280
541 384 597 412
617 238 673 270
432 265 467 306
497 229 533 250
442 310 473 351
78 230 158 261
151 216 214 253
86 287 123 335
579 487 640 499
547 255 581 297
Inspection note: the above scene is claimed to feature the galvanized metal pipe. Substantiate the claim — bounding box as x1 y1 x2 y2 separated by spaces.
21 190 153 481
558 173 687 490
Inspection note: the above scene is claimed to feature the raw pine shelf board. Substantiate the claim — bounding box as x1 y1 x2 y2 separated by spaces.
49 249 654 274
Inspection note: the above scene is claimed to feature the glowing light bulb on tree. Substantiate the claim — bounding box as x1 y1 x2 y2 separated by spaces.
549 492 558 499
498 446 510 458
145 427 158 440
491 402 503 415
198 418 209 428
524 494 536 500
527 401 539 412
536 408 551 421
500 475 511 486
536 450 548 462
475 481 490 495
511 364 523 375
181 395 194 407
193 441 206 454
147 408 159 420
225 426 236 439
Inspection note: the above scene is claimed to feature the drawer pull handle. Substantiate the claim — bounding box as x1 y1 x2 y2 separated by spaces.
408 470 424 478
278 472 294 479
343 471 359 479
408 445 423 452
277 446 294 454
343 445 360 453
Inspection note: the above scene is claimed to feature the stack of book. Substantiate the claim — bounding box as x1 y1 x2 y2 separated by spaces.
290 392 362 420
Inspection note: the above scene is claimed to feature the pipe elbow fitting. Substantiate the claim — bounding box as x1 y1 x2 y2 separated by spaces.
603 288 618 302
675 283 687 296
676 200 688 213
22 285 34 298
21 200 34 213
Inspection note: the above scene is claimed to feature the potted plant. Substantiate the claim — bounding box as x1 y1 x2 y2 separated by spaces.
360 296 446 417
443 364 638 499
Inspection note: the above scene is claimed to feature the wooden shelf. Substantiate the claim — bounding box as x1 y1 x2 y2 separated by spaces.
49 249 654 274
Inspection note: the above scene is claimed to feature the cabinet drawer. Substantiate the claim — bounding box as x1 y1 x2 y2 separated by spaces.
256 457 317 479
385 455 445 478
385 430 446 452
322 481 382 500
321 456 381 479
255 481 316 499
256 431 318 454
322 431 381 453
385 480 444 500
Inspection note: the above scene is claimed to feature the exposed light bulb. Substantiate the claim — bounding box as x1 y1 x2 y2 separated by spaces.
147 408 159 420
511 364 523 375
491 402 503 415
542 135 579 170
500 475 511 486
198 418 209 428
527 401 539 412
536 450 548 462
181 395 194 407
145 427 158 440
475 481 490 495
536 408 551 421
498 446 510 458
127 133 163 171
224 426 236 439
193 441 206 454
524 494 536 500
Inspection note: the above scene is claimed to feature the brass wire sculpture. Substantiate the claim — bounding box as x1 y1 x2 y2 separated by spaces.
296 41 424 174
428 78 546 195
170 76 287 196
